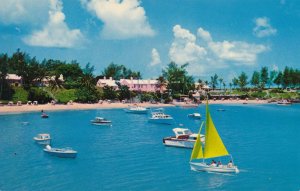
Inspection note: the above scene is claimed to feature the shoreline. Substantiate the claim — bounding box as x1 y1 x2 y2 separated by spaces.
0 99 270 115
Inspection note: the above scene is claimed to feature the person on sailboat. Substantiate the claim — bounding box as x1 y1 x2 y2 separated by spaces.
210 160 217 167
227 160 233 168
217 161 223 167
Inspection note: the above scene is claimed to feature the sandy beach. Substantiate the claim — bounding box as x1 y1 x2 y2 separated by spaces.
0 99 269 114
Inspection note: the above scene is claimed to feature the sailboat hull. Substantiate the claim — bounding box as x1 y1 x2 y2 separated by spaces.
190 162 239 173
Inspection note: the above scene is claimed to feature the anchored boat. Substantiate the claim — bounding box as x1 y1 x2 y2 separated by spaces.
124 105 148 114
43 145 77 158
148 108 173 125
188 113 201 119
33 134 51 145
163 128 205 149
91 117 112 126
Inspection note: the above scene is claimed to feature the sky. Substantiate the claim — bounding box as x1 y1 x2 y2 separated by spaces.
0 0 299 82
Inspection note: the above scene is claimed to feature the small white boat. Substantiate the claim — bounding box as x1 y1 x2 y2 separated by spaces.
163 128 205 149
91 117 112 126
188 113 201 119
148 109 173 125
124 105 148 114
277 99 292 105
43 145 77 158
190 162 239 173
33 134 51 145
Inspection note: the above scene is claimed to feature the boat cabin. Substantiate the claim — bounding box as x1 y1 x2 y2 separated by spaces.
173 128 192 139
36 134 51 140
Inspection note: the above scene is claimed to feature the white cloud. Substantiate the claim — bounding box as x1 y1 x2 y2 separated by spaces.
197 27 212 42
168 25 268 75
169 25 207 65
253 17 277 38
0 0 48 25
150 48 161 66
81 0 155 39
208 41 268 64
23 0 84 48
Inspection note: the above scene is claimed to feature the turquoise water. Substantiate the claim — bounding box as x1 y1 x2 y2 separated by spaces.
0 104 299 190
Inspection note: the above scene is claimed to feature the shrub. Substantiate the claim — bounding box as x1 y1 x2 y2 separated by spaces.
75 87 100 103
12 87 28 102
28 87 52 104
55 89 76 104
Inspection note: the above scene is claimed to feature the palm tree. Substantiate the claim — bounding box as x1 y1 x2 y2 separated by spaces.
210 74 218 90
218 78 223 90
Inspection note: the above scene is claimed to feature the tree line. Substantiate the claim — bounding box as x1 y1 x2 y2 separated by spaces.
201 66 300 92
0 49 299 103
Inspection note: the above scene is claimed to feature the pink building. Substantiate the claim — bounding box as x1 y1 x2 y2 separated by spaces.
120 78 161 92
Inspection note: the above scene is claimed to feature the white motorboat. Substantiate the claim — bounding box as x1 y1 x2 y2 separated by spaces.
148 109 173 125
91 117 112 126
124 105 148 114
163 128 205 148
188 113 201 119
33 134 51 145
43 145 77 158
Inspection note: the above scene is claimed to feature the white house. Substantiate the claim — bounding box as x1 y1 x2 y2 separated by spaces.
96 77 118 89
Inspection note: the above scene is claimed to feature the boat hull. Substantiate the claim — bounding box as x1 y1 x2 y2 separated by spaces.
34 139 51 145
163 139 194 148
44 149 77 158
190 162 239 173
148 118 173 125
124 109 148 114
91 123 112 127
188 115 201 119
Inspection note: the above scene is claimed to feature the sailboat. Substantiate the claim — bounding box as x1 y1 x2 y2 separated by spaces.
189 100 239 173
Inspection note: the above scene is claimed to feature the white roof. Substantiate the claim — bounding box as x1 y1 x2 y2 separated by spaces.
97 79 118 87
120 79 158 85
6 74 21 80
172 128 192 135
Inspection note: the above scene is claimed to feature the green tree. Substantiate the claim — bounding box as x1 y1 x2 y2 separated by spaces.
0 54 9 99
9 50 45 89
75 63 99 103
238 72 248 90
274 71 283 88
282 66 291 88
162 62 194 95
102 85 117 100
251 71 260 88
268 70 277 88
102 63 142 80
102 63 123 80
210 74 218 90
117 84 130 101
260 67 269 89
232 77 238 89
218 78 223 90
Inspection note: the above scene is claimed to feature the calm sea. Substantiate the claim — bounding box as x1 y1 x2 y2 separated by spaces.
0 104 299 191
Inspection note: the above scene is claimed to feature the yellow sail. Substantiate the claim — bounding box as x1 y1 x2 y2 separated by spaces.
203 100 229 159
190 122 204 160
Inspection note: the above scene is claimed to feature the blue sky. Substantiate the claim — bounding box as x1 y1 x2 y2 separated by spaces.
0 0 299 82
